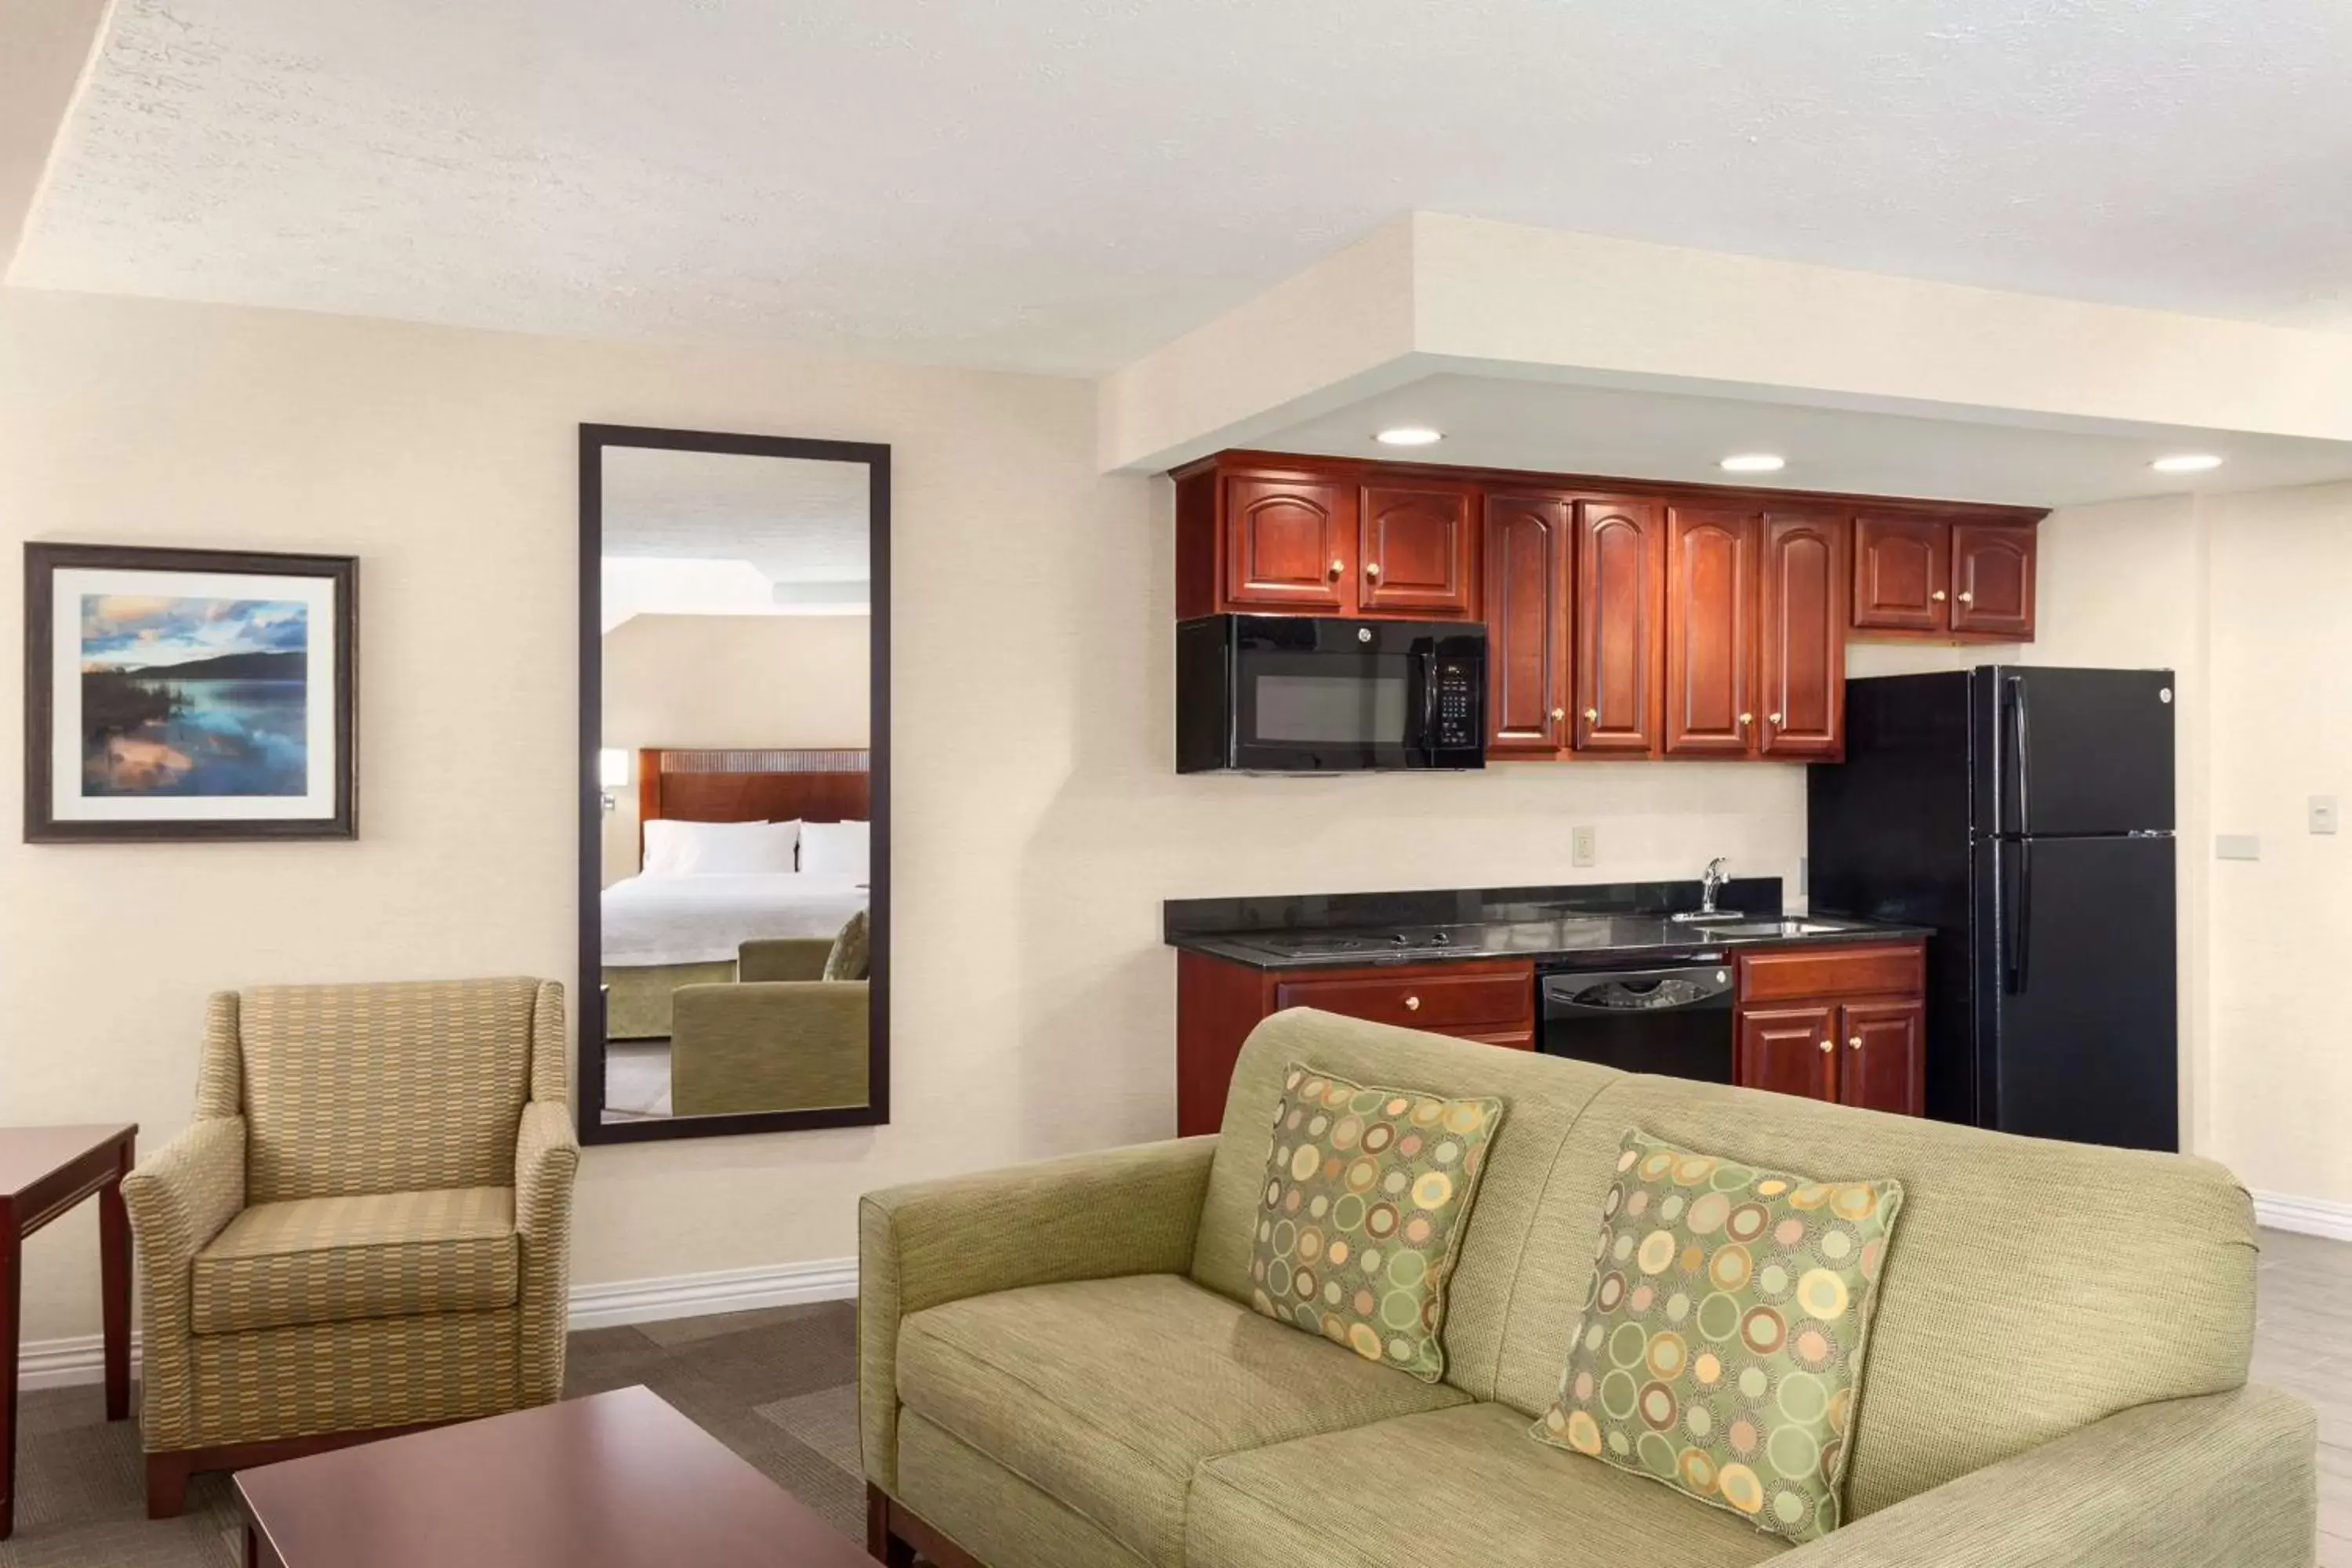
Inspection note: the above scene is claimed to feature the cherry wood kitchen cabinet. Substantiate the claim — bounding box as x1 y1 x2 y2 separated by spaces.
1483 491 1574 757
1360 481 1478 616
1573 497 1665 754
1852 512 2038 643
1663 505 1759 757
1733 940 1926 1116
1174 952 1534 1135
1758 512 1846 759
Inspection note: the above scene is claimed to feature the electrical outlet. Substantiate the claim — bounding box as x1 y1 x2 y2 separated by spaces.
1570 826 1596 868
2312 796 2339 835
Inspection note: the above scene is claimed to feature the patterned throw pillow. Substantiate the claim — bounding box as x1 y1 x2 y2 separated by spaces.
822 909 869 982
1531 1129 1903 1544
1247 1063 1504 1382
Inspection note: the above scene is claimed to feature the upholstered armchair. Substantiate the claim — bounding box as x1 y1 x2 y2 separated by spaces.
122 978 579 1515
670 934 869 1115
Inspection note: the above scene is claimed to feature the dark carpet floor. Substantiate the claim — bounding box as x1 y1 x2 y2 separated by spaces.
0 1301 864 1567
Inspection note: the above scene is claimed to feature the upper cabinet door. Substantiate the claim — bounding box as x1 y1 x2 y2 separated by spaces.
1663 505 1759 757
1851 515 1947 633
1483 492 1572 756
1759 513 1846 759
1949 521 2037 639
1221 474 1354 613
1573 498 1664 754
1359 483 1476 617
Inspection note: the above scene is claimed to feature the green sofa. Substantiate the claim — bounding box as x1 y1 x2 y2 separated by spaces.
670 936 869 1116
859 1008 2314 1567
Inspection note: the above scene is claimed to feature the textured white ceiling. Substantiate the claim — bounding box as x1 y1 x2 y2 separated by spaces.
1261 374 2352 507
15 0 2352 372
601 447 869 585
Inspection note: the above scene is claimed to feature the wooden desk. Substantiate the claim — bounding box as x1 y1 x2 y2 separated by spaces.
0 1123 136 1539
236 1385 873 1568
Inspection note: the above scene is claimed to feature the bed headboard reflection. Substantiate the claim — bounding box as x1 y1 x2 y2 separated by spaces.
637 748 870 851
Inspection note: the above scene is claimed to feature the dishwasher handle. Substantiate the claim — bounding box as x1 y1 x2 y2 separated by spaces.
1544 965 1735 1014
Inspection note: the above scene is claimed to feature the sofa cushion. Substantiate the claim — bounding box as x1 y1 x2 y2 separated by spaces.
1187 1402 1784 1568
192 1186 518 1335
1247 1063 1504 1380
895 1272 1473 1567
1531 1128 1904 1544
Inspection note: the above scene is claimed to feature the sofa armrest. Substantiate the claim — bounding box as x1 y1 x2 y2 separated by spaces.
739 937 833 983
671 980 868 1116
514 1099 579 1405
120 1117 247 1450
858 1134 1220 1491
1781 1383 2314 1567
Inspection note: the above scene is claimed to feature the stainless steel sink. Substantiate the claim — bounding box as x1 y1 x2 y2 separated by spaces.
1708 919 1857 938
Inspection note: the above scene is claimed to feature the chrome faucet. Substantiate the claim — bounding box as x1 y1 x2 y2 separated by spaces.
1698 856 1729 916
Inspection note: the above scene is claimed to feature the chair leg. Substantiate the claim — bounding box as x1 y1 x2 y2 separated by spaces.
866 1483 916 1566
147 1452 194 1519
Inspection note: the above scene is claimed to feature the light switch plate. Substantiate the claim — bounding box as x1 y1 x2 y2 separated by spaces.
2216 834 2261 861
2311 797 2339 835
1570 826 1596 868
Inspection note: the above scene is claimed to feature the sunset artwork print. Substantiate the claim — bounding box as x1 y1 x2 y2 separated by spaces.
79 594 310 796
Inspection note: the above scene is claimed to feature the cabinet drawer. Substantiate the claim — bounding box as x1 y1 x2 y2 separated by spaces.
1737 942 1923 1004
1276 966 1533 1031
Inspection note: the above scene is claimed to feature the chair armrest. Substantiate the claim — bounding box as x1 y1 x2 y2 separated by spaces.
1781 1383 2314 1567
120 1117 247 1451
858 1135 1219 1492
514 1099 579 1405
739 937 833 983
671 980 868 1116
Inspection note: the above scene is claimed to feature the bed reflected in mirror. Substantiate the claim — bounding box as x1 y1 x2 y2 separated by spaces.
579 426 889 1141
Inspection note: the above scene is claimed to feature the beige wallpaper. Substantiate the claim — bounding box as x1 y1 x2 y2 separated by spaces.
599 612 871 883
2 285 1806 1342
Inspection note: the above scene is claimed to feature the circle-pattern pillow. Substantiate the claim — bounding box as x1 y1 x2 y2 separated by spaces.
1247 1064 1505 1382
1530 1128 1904 1544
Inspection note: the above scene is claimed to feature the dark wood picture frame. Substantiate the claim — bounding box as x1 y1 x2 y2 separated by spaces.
578 424 892 1144
23 543 359 843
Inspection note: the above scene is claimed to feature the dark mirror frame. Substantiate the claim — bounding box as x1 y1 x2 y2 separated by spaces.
577 423 891 1144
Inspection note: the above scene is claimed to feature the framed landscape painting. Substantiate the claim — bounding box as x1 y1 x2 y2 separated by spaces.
24 543 358 842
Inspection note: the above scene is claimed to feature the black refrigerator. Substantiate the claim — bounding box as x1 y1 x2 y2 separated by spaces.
1808 667 2178 1152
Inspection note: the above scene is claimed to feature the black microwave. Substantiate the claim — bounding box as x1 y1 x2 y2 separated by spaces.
1176 615 1486 773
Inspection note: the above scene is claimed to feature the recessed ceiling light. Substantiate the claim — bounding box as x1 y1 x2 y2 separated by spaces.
2151 452 2223 474
1719 452 1786 474
1374 426 1443 447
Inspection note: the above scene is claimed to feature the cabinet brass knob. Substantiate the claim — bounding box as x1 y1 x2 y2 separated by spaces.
1958 590 1974 604
1739 712 1753 725
1817 1039 1834 1054
1849 1036 1863 1050
1405 996 1421 1011
1329 559 1345 578
1584 707 1599 722
1931 589 1948 602
1769 712 1784 725
1550 707 1566 721
1365 562 1381 579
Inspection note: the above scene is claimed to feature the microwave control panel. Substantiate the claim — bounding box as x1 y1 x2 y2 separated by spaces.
1433 659 1480 748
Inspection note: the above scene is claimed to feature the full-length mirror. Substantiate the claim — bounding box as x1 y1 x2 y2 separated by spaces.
578 425 889 1141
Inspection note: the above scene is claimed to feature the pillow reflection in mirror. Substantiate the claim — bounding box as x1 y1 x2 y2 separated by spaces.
641 818 801 877
800 820 869 878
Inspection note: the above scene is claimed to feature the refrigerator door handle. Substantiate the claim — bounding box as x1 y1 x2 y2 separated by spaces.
2007 673 2033 837
2003 837 2034 995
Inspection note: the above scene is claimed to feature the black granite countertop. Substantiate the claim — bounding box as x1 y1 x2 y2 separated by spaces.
1164 878 1931 971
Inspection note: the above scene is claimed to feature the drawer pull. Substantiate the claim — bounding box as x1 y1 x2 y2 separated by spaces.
1405 996 1421 1011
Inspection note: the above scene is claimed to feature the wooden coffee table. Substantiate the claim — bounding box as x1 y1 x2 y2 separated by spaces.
234 1385 873 1567
0 1123 136 1540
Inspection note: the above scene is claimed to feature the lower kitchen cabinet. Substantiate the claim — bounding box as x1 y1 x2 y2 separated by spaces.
1733 941 1926 1116
1175 952 1534 1135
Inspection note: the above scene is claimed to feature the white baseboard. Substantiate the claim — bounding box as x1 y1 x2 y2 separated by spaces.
16 1255 858 1393
2254 1190 2352 1243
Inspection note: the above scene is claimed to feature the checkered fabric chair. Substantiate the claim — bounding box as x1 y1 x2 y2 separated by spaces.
123 978 579 1515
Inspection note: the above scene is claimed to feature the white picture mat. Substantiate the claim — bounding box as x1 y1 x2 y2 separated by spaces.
50 565 339 822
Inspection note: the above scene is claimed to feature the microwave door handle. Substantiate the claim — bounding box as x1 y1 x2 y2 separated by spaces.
1419 650 1439 760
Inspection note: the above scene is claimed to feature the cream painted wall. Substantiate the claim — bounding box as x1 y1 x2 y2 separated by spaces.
2204 481 2352 1207
599 612 871 883
0 287 1808 1342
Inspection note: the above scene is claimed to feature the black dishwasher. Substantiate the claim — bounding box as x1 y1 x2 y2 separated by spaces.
1539 960 1735 1083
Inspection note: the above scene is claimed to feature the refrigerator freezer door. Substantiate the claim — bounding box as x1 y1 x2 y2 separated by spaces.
1977 667 2176 837
1976 833 2178 1151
